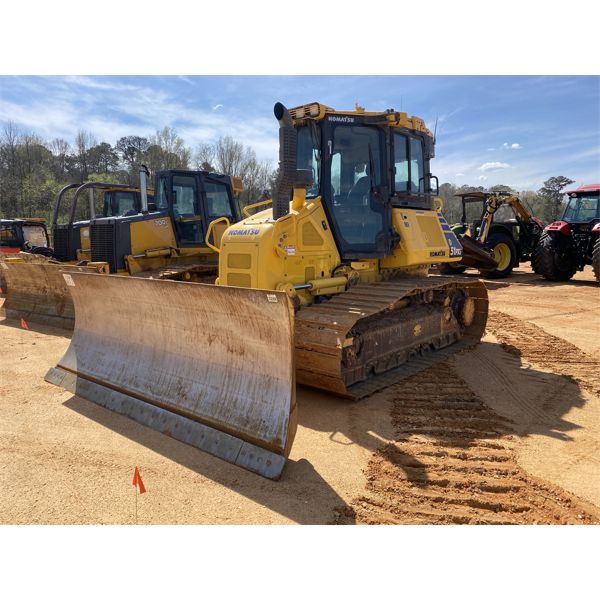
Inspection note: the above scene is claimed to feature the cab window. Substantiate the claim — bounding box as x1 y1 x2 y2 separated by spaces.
205 182 233 218
22 225 48 247
0 225 18 244
297 125 320 198
329 125 384 247
173 175 197 215
394 134 425 193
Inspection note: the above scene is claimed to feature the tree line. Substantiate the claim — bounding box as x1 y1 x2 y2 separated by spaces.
0 122 274 223
0 120 574 226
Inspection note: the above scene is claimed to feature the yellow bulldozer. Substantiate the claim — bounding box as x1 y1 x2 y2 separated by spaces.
0 180 153 327
45 102 488 479
1 170 242 327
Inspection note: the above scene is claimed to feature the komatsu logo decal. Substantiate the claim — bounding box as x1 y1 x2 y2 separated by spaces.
328 115 355 123
228 228 260 236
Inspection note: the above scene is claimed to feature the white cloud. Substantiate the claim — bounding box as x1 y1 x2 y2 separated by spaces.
212 104 223 111
455 173 465 177
487 147 495 151
478 161 511 172
503 142 522 149
478 175 488 181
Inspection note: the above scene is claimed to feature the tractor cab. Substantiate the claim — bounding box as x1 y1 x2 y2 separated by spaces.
562 187 600 228
534 184 600 282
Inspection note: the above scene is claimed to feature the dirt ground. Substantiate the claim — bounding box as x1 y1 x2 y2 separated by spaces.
1 264 599 524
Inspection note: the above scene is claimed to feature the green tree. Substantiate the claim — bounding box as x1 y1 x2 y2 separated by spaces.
538 176 575 221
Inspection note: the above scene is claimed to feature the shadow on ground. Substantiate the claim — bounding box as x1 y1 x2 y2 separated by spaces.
64 392 357 524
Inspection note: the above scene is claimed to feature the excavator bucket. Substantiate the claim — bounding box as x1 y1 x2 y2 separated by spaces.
0 261 103 329
45 273 297 479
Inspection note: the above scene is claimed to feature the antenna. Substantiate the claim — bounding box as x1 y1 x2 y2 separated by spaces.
433 116 439 145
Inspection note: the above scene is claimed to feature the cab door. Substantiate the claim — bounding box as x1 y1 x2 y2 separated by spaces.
321 119 393 259
169 172 205 247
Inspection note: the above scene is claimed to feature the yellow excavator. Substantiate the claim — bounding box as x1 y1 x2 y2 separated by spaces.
45 102 488 479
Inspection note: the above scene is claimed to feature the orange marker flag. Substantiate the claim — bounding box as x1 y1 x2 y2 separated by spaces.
20 318 29 330
132 466 146 494
0 286 3 294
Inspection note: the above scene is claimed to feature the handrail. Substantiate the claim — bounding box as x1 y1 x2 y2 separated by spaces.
204 216 231 253
242 198 272 217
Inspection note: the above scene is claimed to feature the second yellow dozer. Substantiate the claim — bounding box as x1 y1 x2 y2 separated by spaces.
46 102 488 479
2 170 241 328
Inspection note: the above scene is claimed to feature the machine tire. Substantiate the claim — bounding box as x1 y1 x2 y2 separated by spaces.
480 232 517 278
533 232 577 281
439 262 467 275
592 236 600 284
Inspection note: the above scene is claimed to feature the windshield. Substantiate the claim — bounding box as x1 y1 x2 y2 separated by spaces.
103 191 139 217
563 194 600 222
297 125 320 199
22 225 48 247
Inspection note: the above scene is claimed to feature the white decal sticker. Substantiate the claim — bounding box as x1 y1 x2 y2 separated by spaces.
154 219 167 227
82 229 90 238
266 294 278 303
63 273 75 287
285 245 296 256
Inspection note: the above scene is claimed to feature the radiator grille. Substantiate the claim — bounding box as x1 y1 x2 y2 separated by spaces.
91 222 117 272
53 227 71 261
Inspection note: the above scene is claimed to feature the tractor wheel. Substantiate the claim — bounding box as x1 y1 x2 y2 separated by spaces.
533 232 577 281
439 262 467 275
480 232 517 278
592 236 600 284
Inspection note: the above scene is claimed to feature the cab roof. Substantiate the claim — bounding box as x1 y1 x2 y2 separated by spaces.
564 184 600 195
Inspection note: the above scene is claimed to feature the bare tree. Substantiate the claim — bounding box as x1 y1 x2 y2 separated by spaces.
74 130 97 181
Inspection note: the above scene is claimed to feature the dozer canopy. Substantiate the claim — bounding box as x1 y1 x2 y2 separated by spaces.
45 273 297 479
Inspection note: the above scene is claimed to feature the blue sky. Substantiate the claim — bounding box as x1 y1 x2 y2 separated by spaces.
0 75 598 191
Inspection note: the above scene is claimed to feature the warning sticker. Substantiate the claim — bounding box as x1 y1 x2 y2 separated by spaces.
285 245 296 256
266 294 278 303
63 273 75 287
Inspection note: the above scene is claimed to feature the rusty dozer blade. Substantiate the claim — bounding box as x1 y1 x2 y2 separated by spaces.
44 273 297 479
457 235 499 270
0 261 101 329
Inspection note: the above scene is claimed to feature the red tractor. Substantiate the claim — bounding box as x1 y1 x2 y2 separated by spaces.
533 184 600 283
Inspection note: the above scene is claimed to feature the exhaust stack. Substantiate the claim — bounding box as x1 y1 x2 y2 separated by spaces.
139 165 149 213
272 102 297 220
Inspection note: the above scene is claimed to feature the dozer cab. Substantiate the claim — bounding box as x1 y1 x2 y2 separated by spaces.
533 184 600 282
46 102 488 479
441 191 544 278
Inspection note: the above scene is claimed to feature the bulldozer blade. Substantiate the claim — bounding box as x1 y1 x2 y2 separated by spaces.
44 273 297 479
0 262 100 329
458 235 499 270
